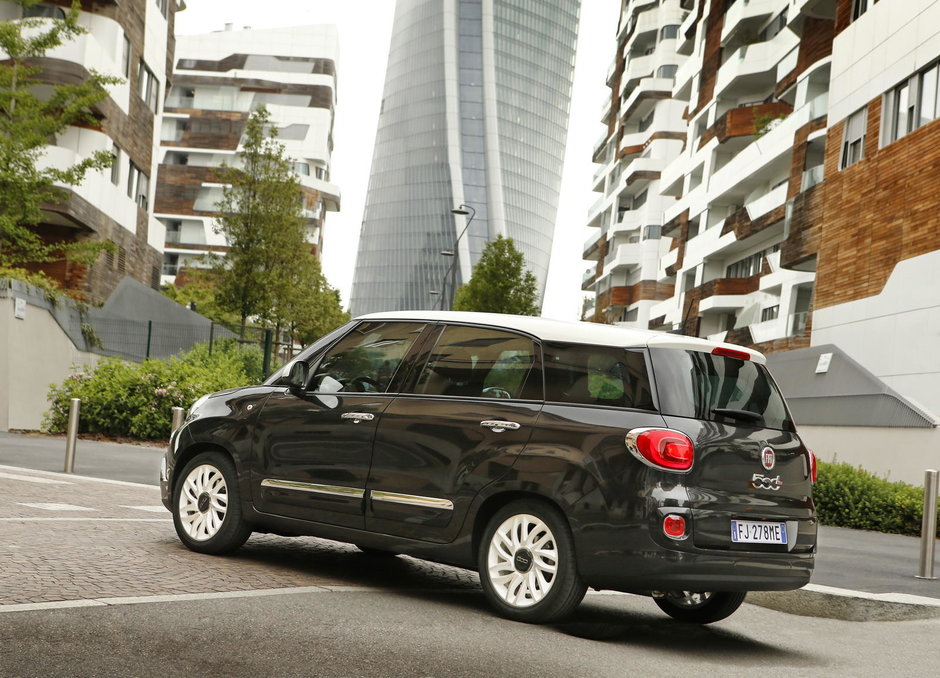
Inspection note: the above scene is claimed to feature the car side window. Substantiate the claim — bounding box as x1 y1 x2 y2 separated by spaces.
310 322 426 393
543 342 655 410
414 325 538 400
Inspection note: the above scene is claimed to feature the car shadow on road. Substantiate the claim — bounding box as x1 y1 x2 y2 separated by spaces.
197 534 813 663
553 599 814 665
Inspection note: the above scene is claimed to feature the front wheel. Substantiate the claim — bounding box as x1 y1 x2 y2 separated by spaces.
654 591 746 624
172 451 251 555
478 500 586 623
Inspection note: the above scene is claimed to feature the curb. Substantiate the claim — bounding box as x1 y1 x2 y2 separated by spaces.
747 584 940 622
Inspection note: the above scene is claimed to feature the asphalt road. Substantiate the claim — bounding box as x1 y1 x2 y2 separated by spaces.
4 588 939 677
0 431 163 485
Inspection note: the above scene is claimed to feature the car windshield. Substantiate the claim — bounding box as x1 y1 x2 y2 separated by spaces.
650 348 795 431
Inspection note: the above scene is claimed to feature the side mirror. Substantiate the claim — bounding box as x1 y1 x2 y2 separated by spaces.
287 361 309 393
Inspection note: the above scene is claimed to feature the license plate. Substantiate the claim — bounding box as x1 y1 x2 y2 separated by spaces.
731 520 787 544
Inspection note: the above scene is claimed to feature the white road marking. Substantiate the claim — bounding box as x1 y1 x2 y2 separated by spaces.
0 518 170 522
119 505 168 513
16 503 97 512
0 464 159 490
0 472 71 485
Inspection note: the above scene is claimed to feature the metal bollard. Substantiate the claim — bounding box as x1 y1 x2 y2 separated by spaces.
63 398 80 473
916 469 939 580
171 406 185 435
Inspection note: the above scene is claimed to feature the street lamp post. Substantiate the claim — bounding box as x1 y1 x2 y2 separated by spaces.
439 204 476 310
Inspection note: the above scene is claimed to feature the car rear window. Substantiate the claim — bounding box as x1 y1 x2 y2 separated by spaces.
649 348 794 431
544 342 655 410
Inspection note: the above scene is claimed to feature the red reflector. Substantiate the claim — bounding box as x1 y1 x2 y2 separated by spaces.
712 346 751 361
663 514 686 539
808 448 818 484
626 428 695 471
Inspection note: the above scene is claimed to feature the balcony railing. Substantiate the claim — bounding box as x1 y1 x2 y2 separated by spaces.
789 311 808 336
802 165 824 191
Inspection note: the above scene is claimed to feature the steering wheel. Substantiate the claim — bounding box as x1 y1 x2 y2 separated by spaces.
482 386 512 399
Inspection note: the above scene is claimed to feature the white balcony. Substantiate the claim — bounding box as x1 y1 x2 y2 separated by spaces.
745 182 788 220
582 228 604 259
602 243 643 278
721 0 778 46
623 54 655 93
621 77 674 120
613 208 644 233
715 31 799 99
673 50 700 100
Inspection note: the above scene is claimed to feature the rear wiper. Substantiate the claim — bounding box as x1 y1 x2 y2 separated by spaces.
712 408 763 423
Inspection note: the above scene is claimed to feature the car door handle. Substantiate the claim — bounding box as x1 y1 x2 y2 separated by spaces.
480 420 520 433
341 412 375 423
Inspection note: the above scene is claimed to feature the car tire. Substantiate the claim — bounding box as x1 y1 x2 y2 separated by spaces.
172 451 251 555
478 500 587 624
654 590 746 624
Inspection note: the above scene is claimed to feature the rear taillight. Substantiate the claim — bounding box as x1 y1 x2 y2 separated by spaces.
808 448 818 484
663 514 688 540
626 428 695 471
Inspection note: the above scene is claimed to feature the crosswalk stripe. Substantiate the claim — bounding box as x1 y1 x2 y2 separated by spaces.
0 472 71 485
16 502 97 512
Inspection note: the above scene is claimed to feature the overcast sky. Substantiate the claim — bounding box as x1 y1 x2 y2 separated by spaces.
175 1 618 320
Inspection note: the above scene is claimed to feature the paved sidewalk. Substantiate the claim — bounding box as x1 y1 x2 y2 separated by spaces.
1 431 938 620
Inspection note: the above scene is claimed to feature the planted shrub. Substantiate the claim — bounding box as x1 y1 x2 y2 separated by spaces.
44 339 263 440
814 461 938 537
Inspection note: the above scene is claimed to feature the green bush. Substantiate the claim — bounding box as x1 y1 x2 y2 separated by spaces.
814 461 937 537
44 339 263 440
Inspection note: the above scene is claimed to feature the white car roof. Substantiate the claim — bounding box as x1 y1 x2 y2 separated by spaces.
357 311 766 364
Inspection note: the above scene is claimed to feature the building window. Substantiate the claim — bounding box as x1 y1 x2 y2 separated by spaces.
759 8 788 41
883 61 940 146
292 162 310 176
137 60 159 113
761 306 780 322
726 245 779 279
162 253 179 277
840 106 867 169
127 162 149 209
122 36 131 78
638 110 654 132
657 64 678 79
644 225 662 240
660 25 679 41
22 3 65 19
851 0 869 22
110 144 121 185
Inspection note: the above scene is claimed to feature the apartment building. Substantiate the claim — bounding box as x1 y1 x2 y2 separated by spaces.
0 0 178 302
587 0 940 419
155 25 340 283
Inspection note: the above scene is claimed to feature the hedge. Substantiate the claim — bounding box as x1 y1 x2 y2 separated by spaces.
814 461 938 537
44 339 262 440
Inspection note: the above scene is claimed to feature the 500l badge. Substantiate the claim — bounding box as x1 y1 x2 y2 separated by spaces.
751 473 783 491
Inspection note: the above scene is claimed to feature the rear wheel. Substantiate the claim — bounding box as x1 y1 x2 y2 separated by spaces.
172 452 251 555
478 500 586 623
654 590 746 624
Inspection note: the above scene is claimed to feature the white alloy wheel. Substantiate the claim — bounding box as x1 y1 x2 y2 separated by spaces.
486 513 559 608
666 591 713 609
178 463 229 541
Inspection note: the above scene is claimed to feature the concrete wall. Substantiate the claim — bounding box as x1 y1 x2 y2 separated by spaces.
812 251 940 421
0 298 100 432
800 424 940 486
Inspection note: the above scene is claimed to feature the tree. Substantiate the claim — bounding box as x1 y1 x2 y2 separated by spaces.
213 105 349 344
213 106 307 332
0 0 119 279
452 235 540 315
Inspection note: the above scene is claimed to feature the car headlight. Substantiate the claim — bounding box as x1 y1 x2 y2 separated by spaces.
188 393 210 417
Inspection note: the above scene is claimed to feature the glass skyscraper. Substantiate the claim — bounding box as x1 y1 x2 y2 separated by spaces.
350 0 580 315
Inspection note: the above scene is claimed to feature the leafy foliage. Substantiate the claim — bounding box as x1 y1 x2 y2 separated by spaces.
0 1 120 272
814 461 937 537
452 235 539 315
43 340 263 440
160 268 241 326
